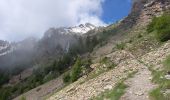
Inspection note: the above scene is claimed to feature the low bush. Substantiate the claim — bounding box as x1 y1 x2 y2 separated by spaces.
20 96 26 100
147 14 170 42
163 55 170 71
63 73 71 83
116 42 126 50
149 55 170 100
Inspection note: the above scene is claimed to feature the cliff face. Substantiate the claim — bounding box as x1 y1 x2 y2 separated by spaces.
120 0 170 29
138 0 170 25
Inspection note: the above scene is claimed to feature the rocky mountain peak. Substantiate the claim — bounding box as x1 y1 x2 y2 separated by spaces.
44 23 96 39
0 40 12 56
69 23 96 34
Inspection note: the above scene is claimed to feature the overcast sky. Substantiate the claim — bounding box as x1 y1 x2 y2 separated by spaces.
0 0 132 41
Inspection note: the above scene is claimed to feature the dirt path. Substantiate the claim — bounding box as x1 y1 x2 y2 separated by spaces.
121 42 170 100
120 62 156 100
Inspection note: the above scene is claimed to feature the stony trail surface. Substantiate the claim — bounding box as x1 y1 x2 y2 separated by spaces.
121 41 170 100
120 66 156 100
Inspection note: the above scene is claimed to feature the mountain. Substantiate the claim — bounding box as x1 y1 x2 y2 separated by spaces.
35 23 96 62
3 0 170 99
0 40 13 56
44 23 96 37
0 37 37 73
68 23 96 34
0 23 96 70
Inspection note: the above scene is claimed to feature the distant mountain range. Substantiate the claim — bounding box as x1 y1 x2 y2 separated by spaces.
0 23 97 70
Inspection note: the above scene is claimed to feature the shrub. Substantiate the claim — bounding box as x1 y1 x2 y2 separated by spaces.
128 39 133 43
100 57 116 69
149 55 170 100
43 72 57 83
150 88 164 100
63 73 71 83
100 57 108 64
137 34 142 38
116 42 126 50
163 55 170 71
147 17 158 33
71 58 82 82
20 96 26 100
147 14 170 42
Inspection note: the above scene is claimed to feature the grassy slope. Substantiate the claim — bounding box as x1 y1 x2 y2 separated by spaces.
149 56 170 100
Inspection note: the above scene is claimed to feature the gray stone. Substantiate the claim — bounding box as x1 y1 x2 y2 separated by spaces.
135 91 144 96
165 75 170 80
104 85 113 90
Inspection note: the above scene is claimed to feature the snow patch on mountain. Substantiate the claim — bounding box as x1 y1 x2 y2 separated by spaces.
68 23 96 34
44 23 96 39
0 40 13 56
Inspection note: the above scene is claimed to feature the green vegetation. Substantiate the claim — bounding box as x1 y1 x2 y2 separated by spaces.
137 34 143 38
92 71 137 100
84 66 109 84
0 87 11 100
92 82 127 100
100 57 116 69
164 55 170 71
20 96 26 100
116 42 126 50
149 55 170 100
79 57 116 85
0 71 9 86
150 88 165 100
147 13 170 42
63 72 71 83
71 58 82 82
63 58 92 83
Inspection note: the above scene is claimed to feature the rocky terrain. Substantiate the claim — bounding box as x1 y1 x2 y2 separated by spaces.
47 40 170 100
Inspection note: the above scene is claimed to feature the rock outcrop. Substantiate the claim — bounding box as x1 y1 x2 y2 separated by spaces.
119 0 170 29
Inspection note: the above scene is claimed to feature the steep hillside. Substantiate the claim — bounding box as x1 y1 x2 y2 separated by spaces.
3 0 170 100
45 0 170 100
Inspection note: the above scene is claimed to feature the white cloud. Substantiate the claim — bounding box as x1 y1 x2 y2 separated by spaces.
0 0 105 41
